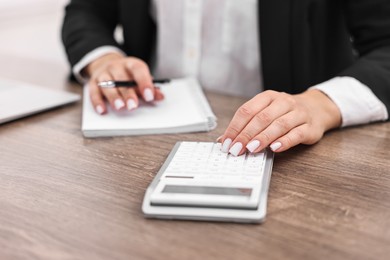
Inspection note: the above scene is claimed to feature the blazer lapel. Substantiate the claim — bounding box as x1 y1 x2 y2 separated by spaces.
259 0 293 92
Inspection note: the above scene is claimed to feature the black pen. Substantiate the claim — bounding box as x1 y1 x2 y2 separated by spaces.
98 79 171 88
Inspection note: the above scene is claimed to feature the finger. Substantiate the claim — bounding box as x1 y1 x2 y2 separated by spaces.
269 124 313 152
223 92 274 137
117 87 138 110
97 72 126 111
227 94 295 156
221 91 280 153
220 98 270 152
245 110 307 154
89 79 106 115
125 59 156 102
108 64 139 110
154 87 165 101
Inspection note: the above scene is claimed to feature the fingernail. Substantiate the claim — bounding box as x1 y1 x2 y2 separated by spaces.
221 138 232 153
229 142 243 157
127 99 137 110
96 105 104 115
216 135 223 142
270 142 282 152
144 88 154 102
114 99 125 110
246 140 260 153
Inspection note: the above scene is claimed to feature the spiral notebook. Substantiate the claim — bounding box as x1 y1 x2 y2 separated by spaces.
82 78 217 137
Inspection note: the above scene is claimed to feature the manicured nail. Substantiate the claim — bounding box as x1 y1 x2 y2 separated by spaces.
216 135 223 142
270 142 282 151
96 105 104 115
114 99 125 110
144 88 154 102
229 142 243 157
221 138 232 153
246 140 260 153
127 99 137 110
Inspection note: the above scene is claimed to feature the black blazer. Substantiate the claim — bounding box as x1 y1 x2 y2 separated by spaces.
62 0 390 113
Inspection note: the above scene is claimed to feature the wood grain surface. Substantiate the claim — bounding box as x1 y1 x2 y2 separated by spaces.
0 56 389 260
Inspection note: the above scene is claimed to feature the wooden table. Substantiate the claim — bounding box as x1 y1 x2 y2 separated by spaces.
1 56 389 260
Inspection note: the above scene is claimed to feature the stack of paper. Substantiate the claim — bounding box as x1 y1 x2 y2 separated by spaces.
82 78 217 137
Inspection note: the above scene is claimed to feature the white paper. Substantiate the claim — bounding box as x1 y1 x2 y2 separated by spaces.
82 78 216 136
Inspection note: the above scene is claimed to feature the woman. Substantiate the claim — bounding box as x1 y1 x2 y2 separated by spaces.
62 0 390 155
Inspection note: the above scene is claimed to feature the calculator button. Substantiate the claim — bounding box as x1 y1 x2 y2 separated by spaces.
162 142 266 185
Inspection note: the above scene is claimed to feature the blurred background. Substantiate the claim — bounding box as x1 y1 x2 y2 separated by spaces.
0 0 69 84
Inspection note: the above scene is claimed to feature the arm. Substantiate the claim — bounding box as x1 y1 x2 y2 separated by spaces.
62 0 121 67
219 0 390 155
340 0 390 112
61 0 162 114
313 0 390 127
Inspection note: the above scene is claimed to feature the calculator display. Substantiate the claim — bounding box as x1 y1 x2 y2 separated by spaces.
162 185 252 197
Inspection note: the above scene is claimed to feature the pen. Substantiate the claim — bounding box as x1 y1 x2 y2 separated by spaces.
98 79 171 88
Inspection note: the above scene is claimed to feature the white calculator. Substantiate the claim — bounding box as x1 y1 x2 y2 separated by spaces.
142 142 274 223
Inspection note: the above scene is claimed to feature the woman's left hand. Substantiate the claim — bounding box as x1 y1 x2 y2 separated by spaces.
219 89 342 155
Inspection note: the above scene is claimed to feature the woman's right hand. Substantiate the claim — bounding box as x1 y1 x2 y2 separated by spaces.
85 53 164 114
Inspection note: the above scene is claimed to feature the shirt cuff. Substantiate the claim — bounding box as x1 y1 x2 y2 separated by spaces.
311 76 389 127
72 46 126 83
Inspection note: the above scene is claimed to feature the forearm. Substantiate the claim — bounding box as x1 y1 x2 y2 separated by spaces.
61 0 120 68
338 46 390 116
311 77 389 127
342 0 390 114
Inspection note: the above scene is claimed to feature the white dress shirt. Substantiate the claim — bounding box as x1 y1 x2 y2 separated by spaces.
73 0 388 126
151 0 263 98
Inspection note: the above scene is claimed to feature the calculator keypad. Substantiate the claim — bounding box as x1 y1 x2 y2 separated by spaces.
163 142 265 183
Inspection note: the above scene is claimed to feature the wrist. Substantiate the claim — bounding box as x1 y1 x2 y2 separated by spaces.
299 89 342 131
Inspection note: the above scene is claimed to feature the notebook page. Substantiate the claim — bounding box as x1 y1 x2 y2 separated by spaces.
82 78 208 132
